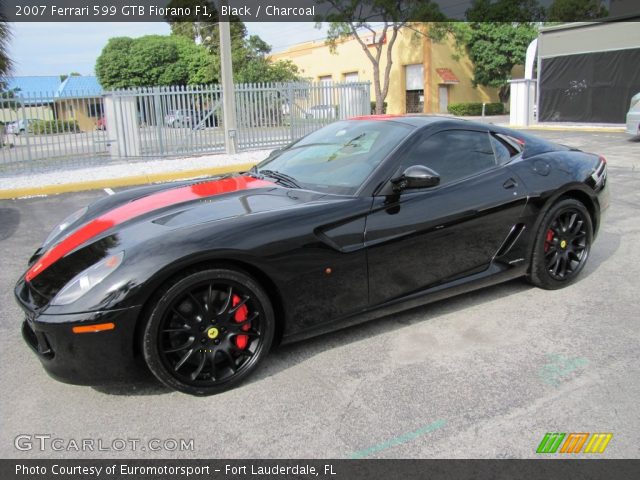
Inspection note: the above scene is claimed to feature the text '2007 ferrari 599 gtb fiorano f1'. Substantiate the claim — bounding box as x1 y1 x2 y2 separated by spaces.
15 116 608 395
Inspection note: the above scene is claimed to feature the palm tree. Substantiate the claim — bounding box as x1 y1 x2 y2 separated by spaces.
0 4 12 81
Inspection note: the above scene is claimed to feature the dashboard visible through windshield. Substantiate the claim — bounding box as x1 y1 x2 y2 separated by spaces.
254 120 413 195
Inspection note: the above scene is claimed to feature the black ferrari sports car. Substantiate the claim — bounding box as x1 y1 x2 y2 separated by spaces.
15 116 608 395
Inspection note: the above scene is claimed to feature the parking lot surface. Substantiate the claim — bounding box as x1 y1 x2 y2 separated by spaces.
1 130 638 459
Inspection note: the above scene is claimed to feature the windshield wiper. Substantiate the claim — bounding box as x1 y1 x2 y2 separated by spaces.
259 169 301 189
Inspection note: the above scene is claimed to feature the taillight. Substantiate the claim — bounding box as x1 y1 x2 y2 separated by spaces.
598 155 607 165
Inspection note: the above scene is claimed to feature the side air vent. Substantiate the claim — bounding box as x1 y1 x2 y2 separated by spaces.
495 223 526 258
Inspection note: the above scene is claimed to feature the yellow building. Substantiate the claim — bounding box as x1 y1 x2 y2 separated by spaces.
271 26 501 115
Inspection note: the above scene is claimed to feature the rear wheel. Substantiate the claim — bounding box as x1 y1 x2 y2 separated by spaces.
528 198 593 290
142 268 274 395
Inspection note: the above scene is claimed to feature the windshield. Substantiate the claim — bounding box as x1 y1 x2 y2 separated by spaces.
256 120 412 195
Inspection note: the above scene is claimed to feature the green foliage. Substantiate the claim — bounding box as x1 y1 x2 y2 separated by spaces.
231 35 299 83
95 35 215 89
29 119 79 134
547 0 608 22
0 87 20 110
464 23 537 89
370 101 387 114
0 10 11 79
431 14 538 102
465 0 546 21
60 72 81 83
447 102 504 116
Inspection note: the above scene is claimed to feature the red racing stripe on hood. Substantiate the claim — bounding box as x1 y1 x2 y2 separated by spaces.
26 175 274 281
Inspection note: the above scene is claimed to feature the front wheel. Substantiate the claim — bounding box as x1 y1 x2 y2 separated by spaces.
142 268 275 395
528 198 593 290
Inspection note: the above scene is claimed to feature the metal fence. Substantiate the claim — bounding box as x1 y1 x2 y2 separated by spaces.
0 81 371 176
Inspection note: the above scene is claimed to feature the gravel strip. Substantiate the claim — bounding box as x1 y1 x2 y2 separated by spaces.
0 150 271 190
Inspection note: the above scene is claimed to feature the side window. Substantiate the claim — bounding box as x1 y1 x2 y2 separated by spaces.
490 134 520 164
400 130 497 185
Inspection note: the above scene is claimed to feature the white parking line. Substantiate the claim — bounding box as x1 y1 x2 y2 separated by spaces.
104 188 115 195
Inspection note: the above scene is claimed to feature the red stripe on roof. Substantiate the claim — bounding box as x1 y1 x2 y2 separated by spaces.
26 175 274 281
349 114 405 121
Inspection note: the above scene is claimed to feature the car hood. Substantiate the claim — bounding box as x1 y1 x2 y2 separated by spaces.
25 174 322 283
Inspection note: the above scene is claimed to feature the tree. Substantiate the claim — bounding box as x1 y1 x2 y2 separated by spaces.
547 0 608 22
465 0 546 21
95 35 215 89
164 0 241 45
0 7 12 83
430 1 542 103
60 72 81 82
316 0 445 114
170 6 299 84
230 35 299 83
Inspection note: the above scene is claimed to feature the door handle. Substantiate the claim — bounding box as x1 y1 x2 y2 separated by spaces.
503 178 518 189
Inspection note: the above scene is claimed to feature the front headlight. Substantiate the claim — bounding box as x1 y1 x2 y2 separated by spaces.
43 206 88 247
51 252 124 306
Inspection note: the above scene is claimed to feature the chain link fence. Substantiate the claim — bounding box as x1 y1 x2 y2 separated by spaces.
1 81 371 176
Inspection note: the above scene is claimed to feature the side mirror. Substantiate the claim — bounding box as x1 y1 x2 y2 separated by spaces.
269 147 282 157
392 165 440 192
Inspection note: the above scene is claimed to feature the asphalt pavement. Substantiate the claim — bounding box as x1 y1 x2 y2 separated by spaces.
0 130 638 459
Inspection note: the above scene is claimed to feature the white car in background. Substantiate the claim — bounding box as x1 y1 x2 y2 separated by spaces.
306 105 337 120
6 119 36 135
627 92 640 137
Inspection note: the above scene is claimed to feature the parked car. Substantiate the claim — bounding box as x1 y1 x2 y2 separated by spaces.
15 116 609 395
626 92 640 137
306 104 337 120
96 117 106 131
164 110 195 128
7 119 36 135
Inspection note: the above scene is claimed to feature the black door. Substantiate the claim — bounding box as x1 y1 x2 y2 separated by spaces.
365 129 527 305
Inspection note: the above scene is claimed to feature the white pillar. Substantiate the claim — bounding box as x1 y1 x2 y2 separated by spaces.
103 94 141 158
509 79 536 127
219 16 237 154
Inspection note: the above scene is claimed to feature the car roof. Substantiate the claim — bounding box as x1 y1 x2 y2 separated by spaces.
349 114 491 129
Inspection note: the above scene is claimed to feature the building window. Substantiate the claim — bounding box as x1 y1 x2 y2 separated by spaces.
406 91 424 113
343 72 359 83
405 64 425 113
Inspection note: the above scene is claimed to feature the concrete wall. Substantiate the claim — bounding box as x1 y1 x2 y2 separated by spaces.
271 26 501 114
538 21 640 59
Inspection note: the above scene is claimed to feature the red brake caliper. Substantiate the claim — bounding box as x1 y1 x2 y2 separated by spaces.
232 295 250 349
544 229 554 252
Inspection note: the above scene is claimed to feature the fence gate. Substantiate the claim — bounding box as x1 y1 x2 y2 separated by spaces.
1 81 370 176
1 90 110 175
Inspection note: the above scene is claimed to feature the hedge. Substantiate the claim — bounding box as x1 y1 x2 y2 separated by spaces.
370 101 388 114
447 102 504 116
29 120 79 134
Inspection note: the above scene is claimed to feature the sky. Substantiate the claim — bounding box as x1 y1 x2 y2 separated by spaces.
7 22 331 77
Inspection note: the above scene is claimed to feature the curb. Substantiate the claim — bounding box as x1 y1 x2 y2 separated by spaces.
0 162 256 200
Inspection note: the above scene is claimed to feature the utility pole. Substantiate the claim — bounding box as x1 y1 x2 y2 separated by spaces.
219 3 237 154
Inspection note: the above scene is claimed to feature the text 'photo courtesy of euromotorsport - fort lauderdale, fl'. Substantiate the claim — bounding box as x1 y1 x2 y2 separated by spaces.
1 0 640 479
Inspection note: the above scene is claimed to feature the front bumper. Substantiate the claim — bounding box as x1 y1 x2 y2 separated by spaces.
21 306 148 385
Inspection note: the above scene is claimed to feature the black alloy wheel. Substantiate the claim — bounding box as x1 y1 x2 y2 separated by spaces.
529 198 593 289
143 268 275 395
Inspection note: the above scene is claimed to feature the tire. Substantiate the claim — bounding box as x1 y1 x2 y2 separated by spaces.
142 268 275 395
528 198 593 290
